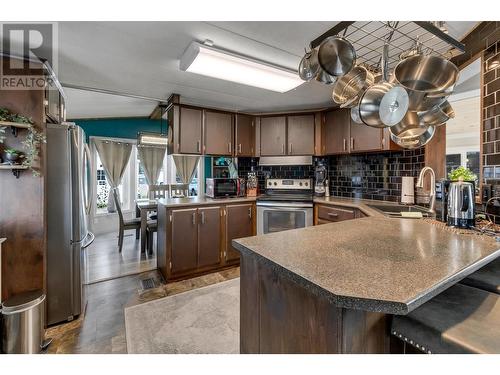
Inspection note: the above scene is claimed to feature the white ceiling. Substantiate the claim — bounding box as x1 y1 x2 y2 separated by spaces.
57 21 479 119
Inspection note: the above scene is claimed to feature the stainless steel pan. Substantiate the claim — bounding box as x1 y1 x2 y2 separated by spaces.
318 36 356 77
298 49 320 81
389 123 436 149
332 66 374 107
418 100 455 126
358 44 409 128
394 55 459 111
315 68 337 85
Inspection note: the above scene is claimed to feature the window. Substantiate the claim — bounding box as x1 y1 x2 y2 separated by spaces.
91 137 136 215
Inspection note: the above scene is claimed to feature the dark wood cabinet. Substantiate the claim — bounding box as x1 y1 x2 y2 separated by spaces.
179 107 203 154
287 115 315 155
324 110 350 155
235 114 255 157
350 120 383 152
170 208 198 274
204 110 233 155
314 204 366 225
197 206 222 268
260 116 287 156
224 203 254 263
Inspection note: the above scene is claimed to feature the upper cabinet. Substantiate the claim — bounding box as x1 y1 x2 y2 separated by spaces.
260 116 287 156
260 114 315 156
235 114 255 157
324 110 350 155
204 110 233 155
287 115 315 155
323 109 400 155
167 105 203 155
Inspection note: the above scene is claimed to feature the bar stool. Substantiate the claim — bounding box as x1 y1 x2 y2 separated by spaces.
391 283 500 354
460 257 500 295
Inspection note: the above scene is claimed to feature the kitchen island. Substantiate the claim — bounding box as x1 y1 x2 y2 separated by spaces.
232 198 500 354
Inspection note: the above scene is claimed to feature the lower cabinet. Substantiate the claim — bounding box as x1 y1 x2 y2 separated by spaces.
158 202 256 281
224 203 254 263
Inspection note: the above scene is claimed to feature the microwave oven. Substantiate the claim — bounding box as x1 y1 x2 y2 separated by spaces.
206 178 245 198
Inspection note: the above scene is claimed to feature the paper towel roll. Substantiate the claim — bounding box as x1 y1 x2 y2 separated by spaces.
401 176 415 204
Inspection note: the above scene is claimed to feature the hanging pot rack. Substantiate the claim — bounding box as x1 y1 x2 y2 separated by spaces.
309 21 466 74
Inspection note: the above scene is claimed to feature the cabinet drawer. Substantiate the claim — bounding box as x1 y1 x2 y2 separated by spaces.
317 205 356 222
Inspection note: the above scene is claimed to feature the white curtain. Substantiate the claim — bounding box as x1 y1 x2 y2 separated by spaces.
138 146 166 185
94 139 133 212
172 155 200 184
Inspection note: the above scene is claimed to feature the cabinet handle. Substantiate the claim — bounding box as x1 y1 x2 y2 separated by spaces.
343 139 346 151
239 144 242 153
248 207 252 219
289 143 293 154
351 138 354 150
382 137 385 149
228 142 232 154
201 211 205 224
327 212 339 217
197 140 201 153
192 212 196 225
282 144 285 154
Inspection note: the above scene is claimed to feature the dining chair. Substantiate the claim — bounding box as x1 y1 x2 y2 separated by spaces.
169 183 190 198
113 189 141 253
148 184 169 200
146 219 158 255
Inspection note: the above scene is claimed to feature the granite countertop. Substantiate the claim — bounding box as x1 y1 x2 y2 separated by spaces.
157 196 256 208
233 198 500 315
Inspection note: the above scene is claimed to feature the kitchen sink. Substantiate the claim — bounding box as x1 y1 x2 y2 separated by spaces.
366 204 434 218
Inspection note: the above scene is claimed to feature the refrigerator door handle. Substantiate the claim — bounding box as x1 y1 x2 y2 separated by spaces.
83 143 94 215
82 231 95 249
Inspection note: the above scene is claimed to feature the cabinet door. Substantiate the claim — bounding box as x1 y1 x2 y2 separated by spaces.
324 110 350 155
350 120 382 153
225 204 254 262
179 107 203 154
170 208 198 274
235 114 255 157
287 115 315 155
204 111 233 155
260 116 287 156
197 206 222 268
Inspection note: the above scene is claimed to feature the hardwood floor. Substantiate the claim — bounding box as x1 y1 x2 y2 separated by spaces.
46 267 240 354
84 231 157 284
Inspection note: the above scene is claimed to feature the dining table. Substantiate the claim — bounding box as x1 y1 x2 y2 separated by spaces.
135 199 158 253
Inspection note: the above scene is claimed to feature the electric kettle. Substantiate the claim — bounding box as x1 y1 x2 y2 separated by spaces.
447 180 475 228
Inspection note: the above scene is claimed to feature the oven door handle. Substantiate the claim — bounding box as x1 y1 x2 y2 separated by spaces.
257 201 313 208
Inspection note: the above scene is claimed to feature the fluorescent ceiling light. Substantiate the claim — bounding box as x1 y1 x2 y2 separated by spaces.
138 133 168 147
180 42 303 93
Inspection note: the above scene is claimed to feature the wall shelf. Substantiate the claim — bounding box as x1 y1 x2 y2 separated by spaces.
0 120 32 137
0 164 28 178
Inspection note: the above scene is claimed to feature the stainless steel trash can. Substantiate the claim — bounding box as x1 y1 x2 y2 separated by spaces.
1 290 46 354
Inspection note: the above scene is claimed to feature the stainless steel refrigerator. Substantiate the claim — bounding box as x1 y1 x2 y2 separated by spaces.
46 123 94 325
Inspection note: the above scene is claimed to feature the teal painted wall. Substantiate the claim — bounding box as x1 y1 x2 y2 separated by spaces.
72 117 164 142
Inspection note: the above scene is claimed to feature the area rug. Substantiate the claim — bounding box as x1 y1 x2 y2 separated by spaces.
124 278 240 354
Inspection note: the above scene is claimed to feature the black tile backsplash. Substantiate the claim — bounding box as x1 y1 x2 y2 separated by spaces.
238 149 424 202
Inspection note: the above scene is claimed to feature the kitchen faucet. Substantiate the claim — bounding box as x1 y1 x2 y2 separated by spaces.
416 167 436 214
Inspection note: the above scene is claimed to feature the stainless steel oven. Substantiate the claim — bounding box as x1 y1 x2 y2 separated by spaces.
256 178 313 235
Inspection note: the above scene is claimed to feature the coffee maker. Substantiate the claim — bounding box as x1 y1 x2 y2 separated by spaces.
447 180 475 228
314 160 327 197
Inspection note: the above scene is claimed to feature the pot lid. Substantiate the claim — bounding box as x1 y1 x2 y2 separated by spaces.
318 37 356 76
298 51 320 81
2 289 45 314
379 86 409 126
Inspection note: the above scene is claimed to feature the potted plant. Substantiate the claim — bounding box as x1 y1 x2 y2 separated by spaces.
4 148 24 164
448 166 477 182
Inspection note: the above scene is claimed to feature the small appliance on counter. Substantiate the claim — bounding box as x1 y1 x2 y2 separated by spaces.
205 178 245 199
401 176 415 204
314 161 327 197
447 180 475 228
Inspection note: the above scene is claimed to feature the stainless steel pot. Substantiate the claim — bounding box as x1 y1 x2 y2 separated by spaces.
389 126 436 149
298 49 320 81
418 100 455 126
332 66 374 107
394 55 459 111
318 36 356 77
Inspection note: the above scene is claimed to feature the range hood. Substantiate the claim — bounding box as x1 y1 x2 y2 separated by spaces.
258 156 313 166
